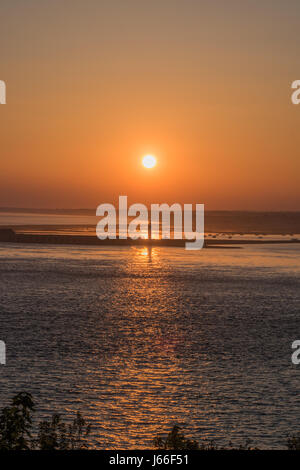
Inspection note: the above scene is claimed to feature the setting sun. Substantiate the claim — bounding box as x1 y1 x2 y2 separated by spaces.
142 155 157 169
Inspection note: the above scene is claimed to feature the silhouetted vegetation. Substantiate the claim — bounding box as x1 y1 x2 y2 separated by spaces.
34 412 91 450
287 433 300 450
0 392 90 450
153 426 261 450
153 425 200 450
0 392 34 450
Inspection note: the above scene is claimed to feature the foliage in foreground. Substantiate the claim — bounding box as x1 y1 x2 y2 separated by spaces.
153 425 256 450
287 433 300 450
0 392 90 450
153 425 200 450
0 392 34 450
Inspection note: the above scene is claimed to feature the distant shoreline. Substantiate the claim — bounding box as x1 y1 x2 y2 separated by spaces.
0 229 299 248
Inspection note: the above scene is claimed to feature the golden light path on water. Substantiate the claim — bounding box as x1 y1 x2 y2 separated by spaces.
0 243 299 448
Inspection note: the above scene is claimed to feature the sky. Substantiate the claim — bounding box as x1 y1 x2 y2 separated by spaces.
0 0 299 210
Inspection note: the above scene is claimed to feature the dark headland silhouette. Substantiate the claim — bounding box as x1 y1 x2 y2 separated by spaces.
0 228 299 248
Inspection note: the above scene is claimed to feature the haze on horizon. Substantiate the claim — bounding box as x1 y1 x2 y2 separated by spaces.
0 0 299 211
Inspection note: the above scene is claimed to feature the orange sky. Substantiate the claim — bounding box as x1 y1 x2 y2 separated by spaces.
0 0 299 210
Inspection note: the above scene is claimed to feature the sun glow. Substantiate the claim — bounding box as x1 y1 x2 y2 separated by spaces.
142 154 157 169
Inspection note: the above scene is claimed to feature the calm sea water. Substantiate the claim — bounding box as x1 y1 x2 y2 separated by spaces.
0 242 299 449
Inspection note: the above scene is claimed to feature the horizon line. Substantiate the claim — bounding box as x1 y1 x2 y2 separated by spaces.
0 207 300 214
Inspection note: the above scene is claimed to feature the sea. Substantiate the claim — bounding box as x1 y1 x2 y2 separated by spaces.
0 216 299 449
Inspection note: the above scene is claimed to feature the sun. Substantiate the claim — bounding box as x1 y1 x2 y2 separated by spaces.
142 154 157 169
